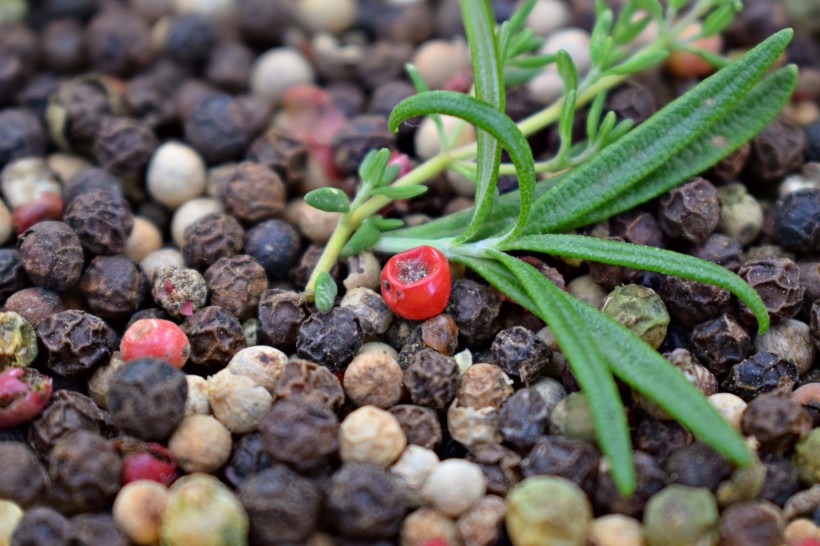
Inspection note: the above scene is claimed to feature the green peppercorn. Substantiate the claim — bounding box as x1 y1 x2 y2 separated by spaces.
506 475 592 546
0 311 36 371
794 428 820 485
602 284 670 349
643 485 718 546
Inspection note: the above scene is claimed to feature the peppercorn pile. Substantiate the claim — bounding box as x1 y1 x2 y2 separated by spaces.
1 0 820 545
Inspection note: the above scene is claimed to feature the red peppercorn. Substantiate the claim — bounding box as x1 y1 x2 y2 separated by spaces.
380 245 451 321
0 367 52 428
797 540 820 546
120 319 191 369
117 440 177 486
421 539 449 546
11 191 64 234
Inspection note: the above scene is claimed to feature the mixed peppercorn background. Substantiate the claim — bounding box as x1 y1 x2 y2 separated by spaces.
0 0 819 544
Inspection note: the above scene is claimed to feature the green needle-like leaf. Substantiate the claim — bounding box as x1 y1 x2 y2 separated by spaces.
388 91 535 241
489 250 636 495
371 185 428 199
502 234 770 333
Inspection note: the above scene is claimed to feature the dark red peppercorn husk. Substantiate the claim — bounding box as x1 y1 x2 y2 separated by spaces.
741 389 813 455
404 348 459 411
47 430 122 514
28 390 115 455
259 396 339 472
63 189 134 255
79 255 146 322
296 307 363 372
37 310 117 376
205 255 268 322
388 404 443 450
0 441 47 507
180 305 247 370
274 358 345 412
17 220 84 293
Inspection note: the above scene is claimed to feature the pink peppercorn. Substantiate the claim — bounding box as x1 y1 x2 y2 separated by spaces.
11 191 64 234
120 319 191 369
0 367 53 428
119 441 177 486
421 539 449 546
797 540 820 546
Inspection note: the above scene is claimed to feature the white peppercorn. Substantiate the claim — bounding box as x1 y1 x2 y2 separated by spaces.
87 351 127 409
250 47 315 104
226 345 289 393
296 0 358 33
0 499 22 546
0 199 10 246
112 480 169 546
357 341 400 362
410 39 470 90
447 400 502 448
550 392 597 442
718 183 763 245
344 251 381 291
525 0 572 37
708 393 747 431
185 375 211 416
146 141 207 209
339 405 407 467
141 248 185 284
285 198 341 244
168 415 233 473
414 114 476 160
389 445 440 507
207 369 273 434
423 459 487 517
457 495 506 546
1 157 61 209
530 376 567 414
568 274 608 309
587 514 645 546
754 319 815 375
343 351 404 408
170 196 223 248
399 508 459 546
125 217 163 262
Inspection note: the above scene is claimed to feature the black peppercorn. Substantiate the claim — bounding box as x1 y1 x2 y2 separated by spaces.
594 451 668 517
723 352 799 401
18 221 84 293
690 233 744 272
634 417 693 462
63 189 134 255
180 305 247 370
491 326 553 385
331 114 396 176
0 248 26 303
705 142 750 182
588 235 640 290
28 390 114 455
161 14 214 68
245 219 301 280
217 161 286 224
223 432 273 488
736 258 804 325
447 278 503 346
62 167 123 206
774 189 820 255
206 41 254 93
184 93 251 163
663 442 733 492
0 50 28 103
522 435 600 497
466 442 522 496
658 177 720 245
237 0 288 47
125 68 180 131
70 513 129 546
47 430 122 514
274 358 345 412
0 108 47 167
760 454 801 506
607 82 656 125
239 465 322 544
609 209 664 247
741 389 813 455
404 348 459 411
2 288 61 328
79 255 145 322
659 276 730 328
296 307 363 371
205 255 268 321
325 462 407 539
246 128 309 187
106 357 188 441
498 388 551 451
41 18 86 73
93 116 158 175
388 404 442 450
0 441 47 507
290 243 341 290
257 288 307 353
804 120 820 162
182 212 245 271
743 117 806 186
10 507 71 546
259 396 339 471
718 501 786 546
85 8 152 77
37 310 116 376
690 314 752 375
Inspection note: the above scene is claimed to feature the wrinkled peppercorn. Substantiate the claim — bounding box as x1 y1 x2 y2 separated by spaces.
760 455 801 506
663 442 733 492
691 234 744 272
467 442 522 496
10 507 71 546
217 161 286 224
658 178 720 244
223 432 273 488
744 117 806 186
0 441 46 507
718 501 786 546
37 310 116 376
0 248 25 303
775 189 820 255
47 430 122 514
296 307 363 371
447 278 503 346
522 435 600 497
0 108 47 166
457 363 513 410
659 276 730 328
85 8 152 76
245 219 301 281
723 352 799 401
93 116 158 175
388 404 443 450
182 212 245 271
274 358 345 412
62 166 122 206
404 349 459 411
491 326 553 384
151 266 207 318
41 18 86 73
180 306 246 370
184 93 251 163
246 129 308 186
588 236 639 289
63 189 134 255
690 314 752 375
79 255 145 322
610 209 664 247
742 389 813 455
70 513 129 546
206 41 254 92
3 287 64 328
257 289 306 352
737 258 804 325
290 243 341 289
239 465 321 544
325 462 407 539
107 358 188 441
594 451 668 517
204 255 268 321
28 390 113 455
499 388 551 451
634 418 694 462
332 115 396 176
259 396 339 471
18 221 84 292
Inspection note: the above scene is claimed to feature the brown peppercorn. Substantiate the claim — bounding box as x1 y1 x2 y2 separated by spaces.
17 221 83 292
217 161 286 224
10 507 71 545
0 441 47 507
690 314 752 374
257 288 307 352
79 255 145 322
85 8 152 76
47 430 122 514
744 117 806 186
296 307 363 371
718 501 786 546
0 248 26 304
723 352 799 401
182 212 245 271
404 348 459 411
325 462 407 539
3 288 64 328
467 443 522 496
184 93 251 163
388 404 442 450
107 358 188 441
737 258 804 325
420 314 459 356
658 177 720 244
331 115 396 176
634 418 693 462
205 255 268 321
663 442 733 491
610 209 664 247
239 465 322 545
259 396 339 471
290 243 341 289
705 141 750 182
447 278 503 345
457 363 513 410
659 276 731 328
274 358 345 412
70 513 129 546
223 432 273 488
343 352 403 408
794 383 820 426
522 435 600 496
28 390 113 455
181 306 247 370
491 326 553 385
205 41 253 92
588 235 639 290
246 128 308 187
594 451 668 517
41 18 86 73
37 310 116 376
63 189 134 255
742 389 813 455
93 116 158 175
499 388 551 451
691 234 744 272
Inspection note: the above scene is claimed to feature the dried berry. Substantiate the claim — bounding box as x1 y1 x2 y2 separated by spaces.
594 451 668 517
339 405 407 467
17 220 83 292
259 396 339 471
275 358 345 411
257 289 307 352
217 161 286 224
246 128 308 186
457 363 513 410
343 352 403 408
47 430 122 514
491 326 553 384
602 284 670 349
0 441 47 507
0 367 52 429
86 8 152 76
331 115 396 176
499 388 551 451
467 443 522 496
0 249 26 303
0 108 47 166
28 390 113 455
690 314 752 374
447 278 502 346
93 116 158 175
775 189 820 254
70 513 129 546
0 311 36 370
658 178 720 244
341 287 395 337
182 212 245 271
205 255 268 322
643 485 719 546
744 117 806 185
184 93 251 163
208 369 273 434
718 501 786 546
664 442 733 492
120 319 191 369
659 276 730 328
37 310 116 376
115 438 177 486
3 287 64 328
10 507 71 546
107 358 188 441
404 348 459 411
181 306 246 370
152 266 208 318
724 352 799 401
388 404 443 450
63 189 134 255
79 255 145 321
737 258 804 325
742 389 812 455
296 307 363 371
